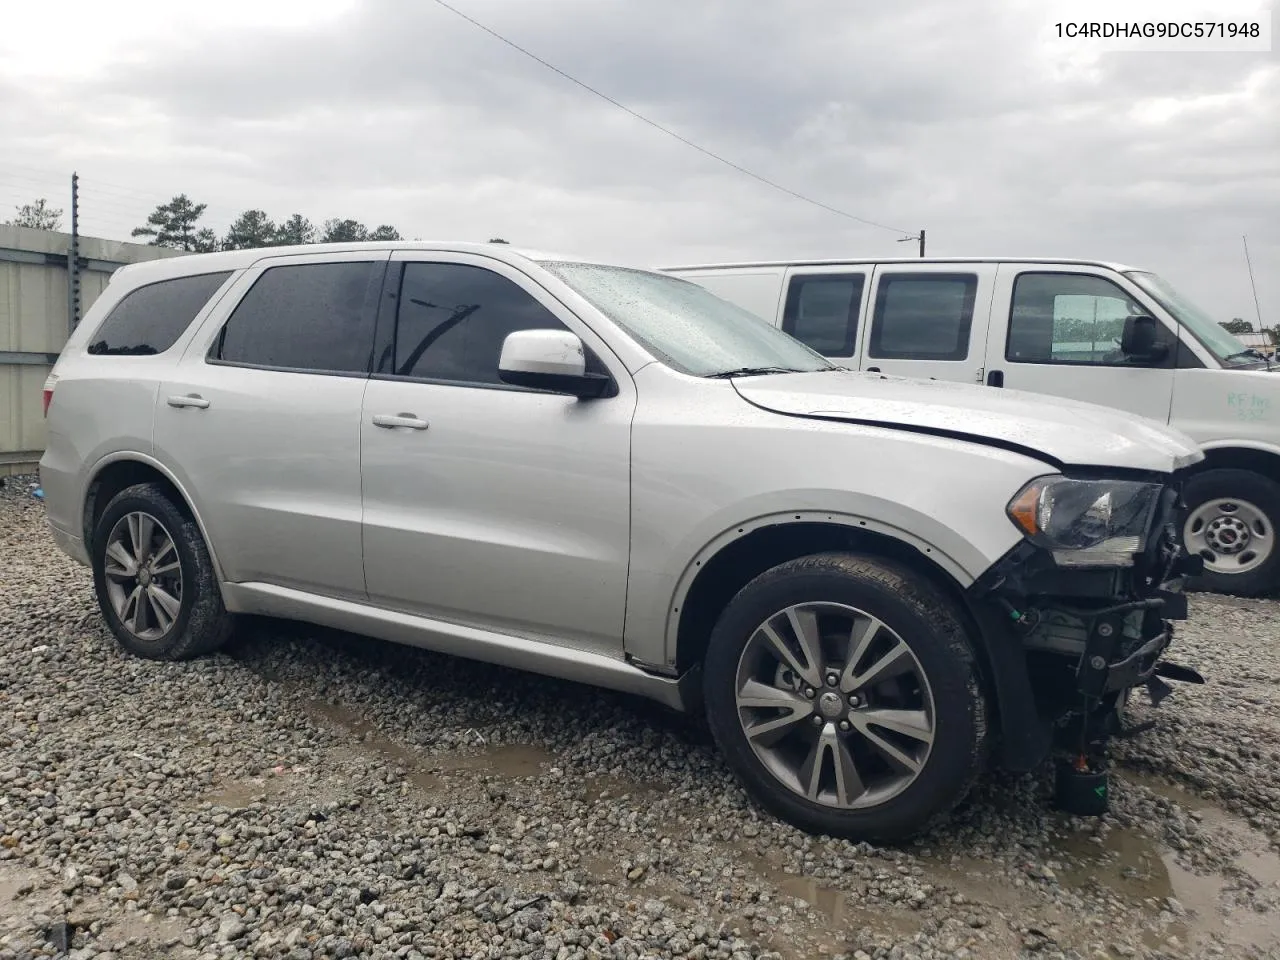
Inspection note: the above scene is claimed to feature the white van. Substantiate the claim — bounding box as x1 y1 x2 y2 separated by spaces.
662 257 1278 596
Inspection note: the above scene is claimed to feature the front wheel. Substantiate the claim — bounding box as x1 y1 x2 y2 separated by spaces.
702 552 988 842
1182 468 1280 597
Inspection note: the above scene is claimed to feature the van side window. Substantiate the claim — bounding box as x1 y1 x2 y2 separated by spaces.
87 271 232 356
212 261 380 374
781 274 863 357
386 262 572 386
1007 273 1163 365
868 273 977 361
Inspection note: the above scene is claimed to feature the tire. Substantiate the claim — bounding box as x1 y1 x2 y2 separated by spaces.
702 552 988 843
90 482 233 660
1182 468 1280 598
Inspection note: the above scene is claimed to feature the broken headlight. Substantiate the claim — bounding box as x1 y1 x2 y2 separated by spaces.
1007 476 1162 567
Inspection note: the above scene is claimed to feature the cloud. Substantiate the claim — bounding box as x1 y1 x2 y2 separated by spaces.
0 0 1274 321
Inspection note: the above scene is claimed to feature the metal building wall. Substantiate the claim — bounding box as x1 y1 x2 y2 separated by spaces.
0 225 186 476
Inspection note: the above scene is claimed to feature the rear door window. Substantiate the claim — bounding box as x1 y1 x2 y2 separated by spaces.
868 273 978 361
211 261 382 374
781 274 864 357
88 271 232 356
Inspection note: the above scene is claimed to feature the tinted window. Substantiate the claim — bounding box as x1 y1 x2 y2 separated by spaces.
868 274 977 361
1008 272 1165 366
88 271 231 356
213 261 379 373
390 262 569 385
781 274 863 357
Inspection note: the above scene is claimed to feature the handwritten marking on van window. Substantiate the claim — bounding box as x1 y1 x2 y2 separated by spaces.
1228 392 1270 421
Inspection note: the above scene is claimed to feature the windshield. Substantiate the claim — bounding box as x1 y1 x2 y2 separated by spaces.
538 261 836 377
1125 270 1256 366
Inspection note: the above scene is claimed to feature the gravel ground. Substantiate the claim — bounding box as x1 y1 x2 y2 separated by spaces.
1 474 1278 960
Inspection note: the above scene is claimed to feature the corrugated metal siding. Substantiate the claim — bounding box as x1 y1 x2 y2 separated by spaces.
0 225 186 473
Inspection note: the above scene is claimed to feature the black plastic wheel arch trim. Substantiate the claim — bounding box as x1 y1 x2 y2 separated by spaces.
960 594 1053 773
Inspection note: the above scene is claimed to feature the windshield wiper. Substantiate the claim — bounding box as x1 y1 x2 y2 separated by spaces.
705 366 803 379
1224 349 1269 365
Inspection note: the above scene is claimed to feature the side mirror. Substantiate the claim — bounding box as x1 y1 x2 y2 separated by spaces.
498 329 612 399
1120 315 1168 363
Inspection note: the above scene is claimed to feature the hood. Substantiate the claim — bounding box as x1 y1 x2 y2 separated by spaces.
733 370 1204 474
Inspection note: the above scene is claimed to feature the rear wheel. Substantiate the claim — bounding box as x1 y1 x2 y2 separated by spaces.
703 552 988 842
91 482 233 659
1182 468 1280 597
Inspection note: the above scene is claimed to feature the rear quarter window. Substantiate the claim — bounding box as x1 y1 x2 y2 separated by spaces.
87 271 232 356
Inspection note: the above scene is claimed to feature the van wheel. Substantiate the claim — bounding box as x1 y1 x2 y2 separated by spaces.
702 552 988 843
90 482 233 660
1182 469 1280 597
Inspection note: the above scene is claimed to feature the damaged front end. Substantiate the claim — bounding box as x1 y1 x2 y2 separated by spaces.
965 469 1205 810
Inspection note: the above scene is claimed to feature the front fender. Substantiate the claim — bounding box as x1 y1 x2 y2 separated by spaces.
622 481 1030 671
657 498 1010 663
620 366 1058 672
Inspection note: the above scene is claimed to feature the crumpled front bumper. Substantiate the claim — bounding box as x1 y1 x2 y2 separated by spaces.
965 473 1204 770
1094 622 1172 695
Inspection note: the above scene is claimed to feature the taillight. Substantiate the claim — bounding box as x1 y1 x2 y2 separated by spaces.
42 375 56 417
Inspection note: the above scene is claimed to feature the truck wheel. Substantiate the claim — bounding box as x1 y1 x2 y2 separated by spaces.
702 552 988 843
90 482 234 660
1182 468 1280 597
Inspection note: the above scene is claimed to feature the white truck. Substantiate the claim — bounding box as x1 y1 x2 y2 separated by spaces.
662 256 1278 596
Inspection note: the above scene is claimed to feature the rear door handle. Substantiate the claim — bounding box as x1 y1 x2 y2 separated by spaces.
865 366 881 373
372 413 430 430
167 394 210 409
986 369 1004 387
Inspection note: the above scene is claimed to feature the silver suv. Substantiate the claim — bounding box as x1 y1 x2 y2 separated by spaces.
41 241 1205 841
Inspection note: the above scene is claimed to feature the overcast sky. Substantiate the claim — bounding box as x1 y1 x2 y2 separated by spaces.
0 0 1275 323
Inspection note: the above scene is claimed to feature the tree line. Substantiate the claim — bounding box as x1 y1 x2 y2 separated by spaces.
2 194 403 251
129 195 403 251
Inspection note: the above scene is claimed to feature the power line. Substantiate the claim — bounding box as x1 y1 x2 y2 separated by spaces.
0 161 200 202
425 0 913 237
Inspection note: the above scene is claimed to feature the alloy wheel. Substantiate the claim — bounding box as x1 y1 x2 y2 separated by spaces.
102 511 184 641
734 601 935 809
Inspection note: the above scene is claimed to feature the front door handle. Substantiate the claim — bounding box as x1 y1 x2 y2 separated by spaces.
986 369 1004 387
167 394 210 409
866 366 881 373
372 413 429 431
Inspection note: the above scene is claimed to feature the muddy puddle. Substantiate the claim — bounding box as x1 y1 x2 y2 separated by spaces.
931 767 1280 956
304 698 557 789
202 777 285 808
723 846 925 960
756 860 919 938
0 862 185 954
579 773 664 804
582 843 912 960
0 863 43 915
200 696 560 808
97 912 188 952
1113 768 1279 953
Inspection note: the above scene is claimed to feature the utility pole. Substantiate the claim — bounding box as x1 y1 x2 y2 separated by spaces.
898 229 926 257
1243 234 1263 329
68 172 80 332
